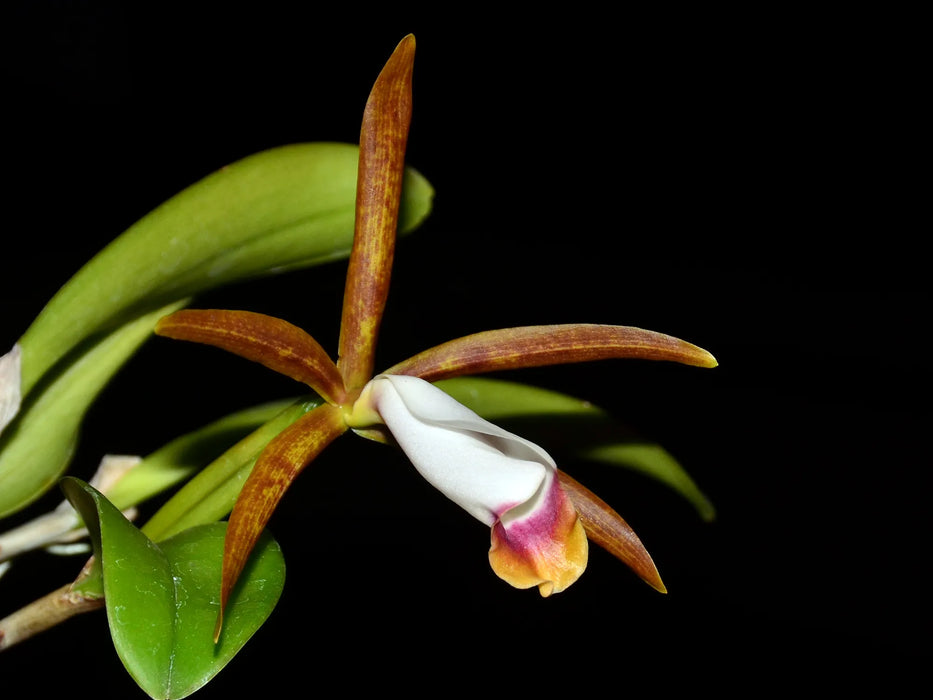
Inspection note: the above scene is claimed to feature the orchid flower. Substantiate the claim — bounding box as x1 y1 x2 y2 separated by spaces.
154 35 717 639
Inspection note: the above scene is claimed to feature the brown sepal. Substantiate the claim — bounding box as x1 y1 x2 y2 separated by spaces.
155 309 346 404
214 404 347 641
384 324 718 382
337 34 415 393
557 470 667 593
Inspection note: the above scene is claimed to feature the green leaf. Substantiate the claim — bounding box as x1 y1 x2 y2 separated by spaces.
435 376 715 521
0 301 186 518
16 143 432 396
62 477 285 700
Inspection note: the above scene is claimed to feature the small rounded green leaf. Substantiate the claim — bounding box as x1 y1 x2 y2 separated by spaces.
156 524 284 698
61 477 285 700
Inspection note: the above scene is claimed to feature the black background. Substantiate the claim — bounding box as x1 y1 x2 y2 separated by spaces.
1 3 928 696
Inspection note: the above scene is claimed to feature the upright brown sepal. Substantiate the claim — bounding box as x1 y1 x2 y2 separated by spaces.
337 35 415 392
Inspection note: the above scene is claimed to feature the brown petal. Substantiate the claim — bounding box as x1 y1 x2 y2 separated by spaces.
337 35 415 393
215 403 346 641
155 309 346 404
384 324 718 382
557 470 667 593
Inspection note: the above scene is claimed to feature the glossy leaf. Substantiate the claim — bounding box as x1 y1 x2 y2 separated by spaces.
62 477 285 700
435 376 715 520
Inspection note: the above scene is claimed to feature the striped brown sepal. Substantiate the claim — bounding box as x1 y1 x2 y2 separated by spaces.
214 403 347 641
155 309 346 405
384 324 718 382
337 35 415 393
557 469 667 593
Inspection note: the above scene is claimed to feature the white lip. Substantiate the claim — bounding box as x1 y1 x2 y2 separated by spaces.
359 374 557 527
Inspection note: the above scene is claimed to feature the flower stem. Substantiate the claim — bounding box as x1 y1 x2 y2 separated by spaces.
0 582 103 652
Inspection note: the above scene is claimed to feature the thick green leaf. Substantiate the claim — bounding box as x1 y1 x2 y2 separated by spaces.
0 301 185 518
435 376 715 521
62 477 285 700
16 143 432 396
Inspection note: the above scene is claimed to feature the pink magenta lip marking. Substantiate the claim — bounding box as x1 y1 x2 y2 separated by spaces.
494 480 563 554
